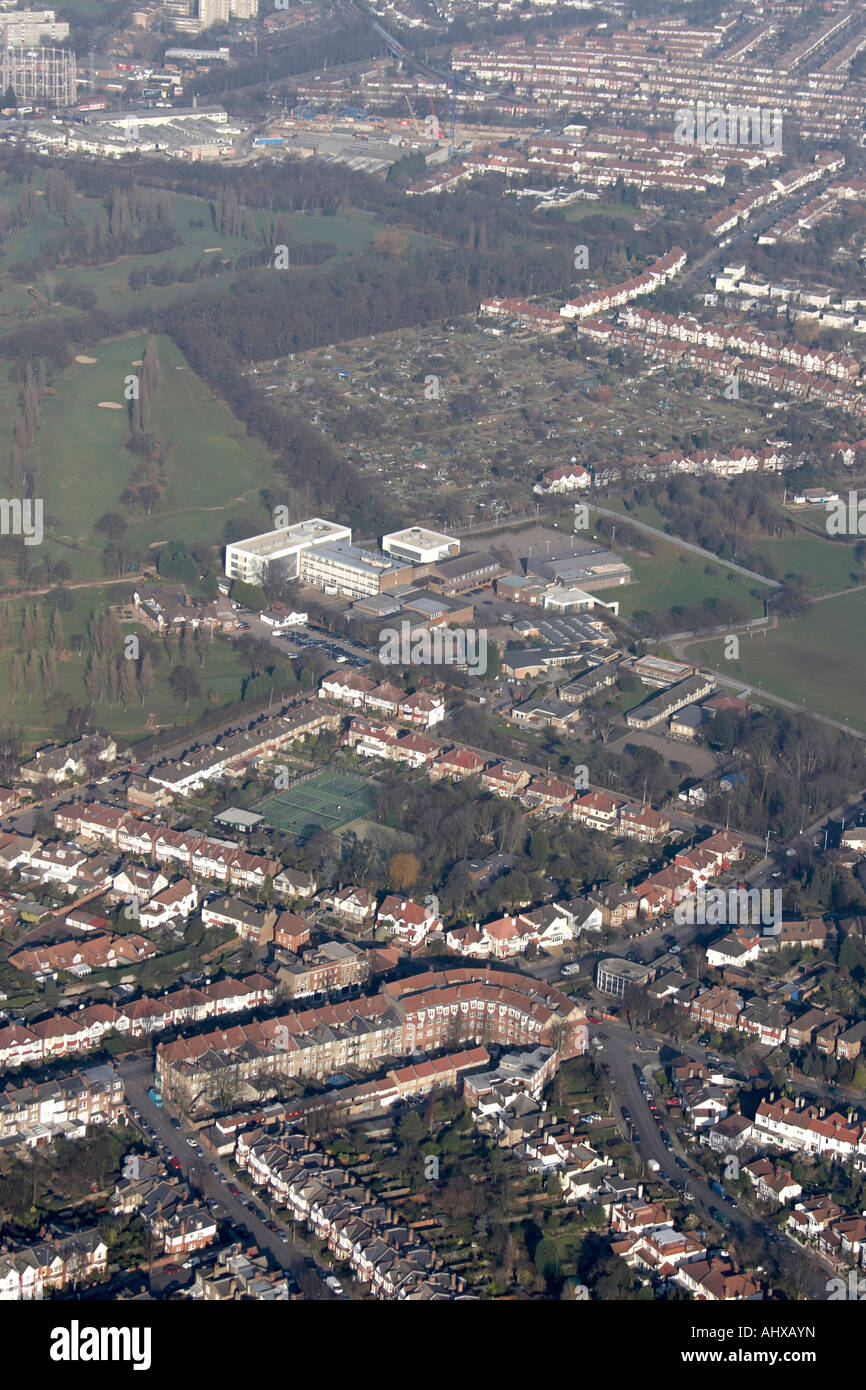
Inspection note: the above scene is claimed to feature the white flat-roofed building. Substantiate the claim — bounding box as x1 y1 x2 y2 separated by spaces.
224 517 352 586
86 105 229 129
382 527 460 564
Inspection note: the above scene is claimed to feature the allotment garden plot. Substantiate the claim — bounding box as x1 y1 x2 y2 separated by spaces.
254 771 375 838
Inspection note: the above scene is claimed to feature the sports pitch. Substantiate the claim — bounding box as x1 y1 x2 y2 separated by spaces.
254 771 376 838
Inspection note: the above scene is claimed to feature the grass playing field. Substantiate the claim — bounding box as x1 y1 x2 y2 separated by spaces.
688 588 866 730
255 770 376 838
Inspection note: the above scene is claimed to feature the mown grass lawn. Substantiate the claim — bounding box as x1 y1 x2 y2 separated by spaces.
689 589 866 729
26 333 281 578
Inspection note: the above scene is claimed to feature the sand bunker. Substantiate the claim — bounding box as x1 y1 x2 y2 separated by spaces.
75 355 97 364
131 358 143 366
97 401 123 409
203 246 222 253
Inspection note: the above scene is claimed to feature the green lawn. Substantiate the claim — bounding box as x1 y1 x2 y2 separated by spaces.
689 589 866 729
25 333 281 578
0 183 430 321
612 537 765 621
757 530 862 596
595 498 863 599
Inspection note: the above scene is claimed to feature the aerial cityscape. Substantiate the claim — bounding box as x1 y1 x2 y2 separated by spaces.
0 0 863 1352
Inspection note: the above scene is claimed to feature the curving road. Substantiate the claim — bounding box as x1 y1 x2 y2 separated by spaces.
594 1020 834 1299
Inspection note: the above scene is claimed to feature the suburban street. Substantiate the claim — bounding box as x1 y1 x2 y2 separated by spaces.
593 1021 833 1298
118 1056 340 1300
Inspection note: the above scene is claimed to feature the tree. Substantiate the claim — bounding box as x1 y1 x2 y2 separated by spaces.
157 541 197 586
137 651 154 704
41 651 57 697
169 665 201 706
388 852 421 892
229 578 267 612
95 512 127 542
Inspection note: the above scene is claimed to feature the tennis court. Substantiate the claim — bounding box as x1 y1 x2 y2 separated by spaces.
254 770 375 838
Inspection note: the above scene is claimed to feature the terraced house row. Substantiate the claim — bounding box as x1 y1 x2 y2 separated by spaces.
155 967 586 1109
0 974 276 1072
54 802 279 894
0 1231 108 1302
450 17 866 142
236 1128 464 1299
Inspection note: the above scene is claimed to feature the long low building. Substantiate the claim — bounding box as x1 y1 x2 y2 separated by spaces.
156 967 587 1109
626 673 717 729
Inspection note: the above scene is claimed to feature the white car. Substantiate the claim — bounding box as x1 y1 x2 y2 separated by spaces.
325 1275 344 1295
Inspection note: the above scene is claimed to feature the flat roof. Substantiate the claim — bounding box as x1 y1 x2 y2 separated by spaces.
227 518 350 559
383 526 459 548
214 808 264 829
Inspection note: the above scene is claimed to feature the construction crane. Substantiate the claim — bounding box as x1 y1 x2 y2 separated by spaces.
369 12 472 150
427 93 442 140
449 75 458 151
403 92 424 138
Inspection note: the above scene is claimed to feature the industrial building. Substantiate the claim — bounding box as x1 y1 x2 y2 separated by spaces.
526 544 633 591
